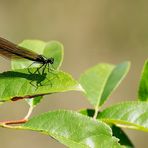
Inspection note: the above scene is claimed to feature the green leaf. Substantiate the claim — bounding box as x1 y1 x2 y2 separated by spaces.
138 60 148 101
80 109 134 148
79 64 114 107
79 62 130 107
21 110 121 148
111 125 134 148
43 41 64 70
0 68 81 102
80 135 121 148
11 40 64 70
79 109 95 117
26 96 43 107
98 101 148 132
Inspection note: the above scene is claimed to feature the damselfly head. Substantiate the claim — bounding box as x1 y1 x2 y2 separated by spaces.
47 57 54 64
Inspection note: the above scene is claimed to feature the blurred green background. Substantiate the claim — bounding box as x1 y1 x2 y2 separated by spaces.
0 0 147 148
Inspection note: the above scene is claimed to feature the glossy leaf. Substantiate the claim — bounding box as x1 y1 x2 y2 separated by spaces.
80 109 134 148
98 101 148 132
138 60 148 101
21 110 121 148
79 62 130 107
0 68 81 102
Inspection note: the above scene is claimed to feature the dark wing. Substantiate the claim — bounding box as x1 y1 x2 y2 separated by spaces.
0 37 40 62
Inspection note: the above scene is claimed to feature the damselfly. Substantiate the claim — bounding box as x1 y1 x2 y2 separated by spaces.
0 37 54 74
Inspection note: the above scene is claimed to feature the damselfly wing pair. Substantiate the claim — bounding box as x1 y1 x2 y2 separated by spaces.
0 37 54 74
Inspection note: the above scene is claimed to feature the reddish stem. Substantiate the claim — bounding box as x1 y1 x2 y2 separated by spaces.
0 118 28 125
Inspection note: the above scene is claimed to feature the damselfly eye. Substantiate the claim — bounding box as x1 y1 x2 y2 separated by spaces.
49 58 54 64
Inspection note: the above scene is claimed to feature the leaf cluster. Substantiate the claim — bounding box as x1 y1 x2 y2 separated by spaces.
0 40 147 148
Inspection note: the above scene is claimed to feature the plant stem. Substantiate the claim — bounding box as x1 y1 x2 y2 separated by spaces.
0 118 27 125
93 107 99 119
0 123 21 129
24 106 34 120
0 106 34 127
